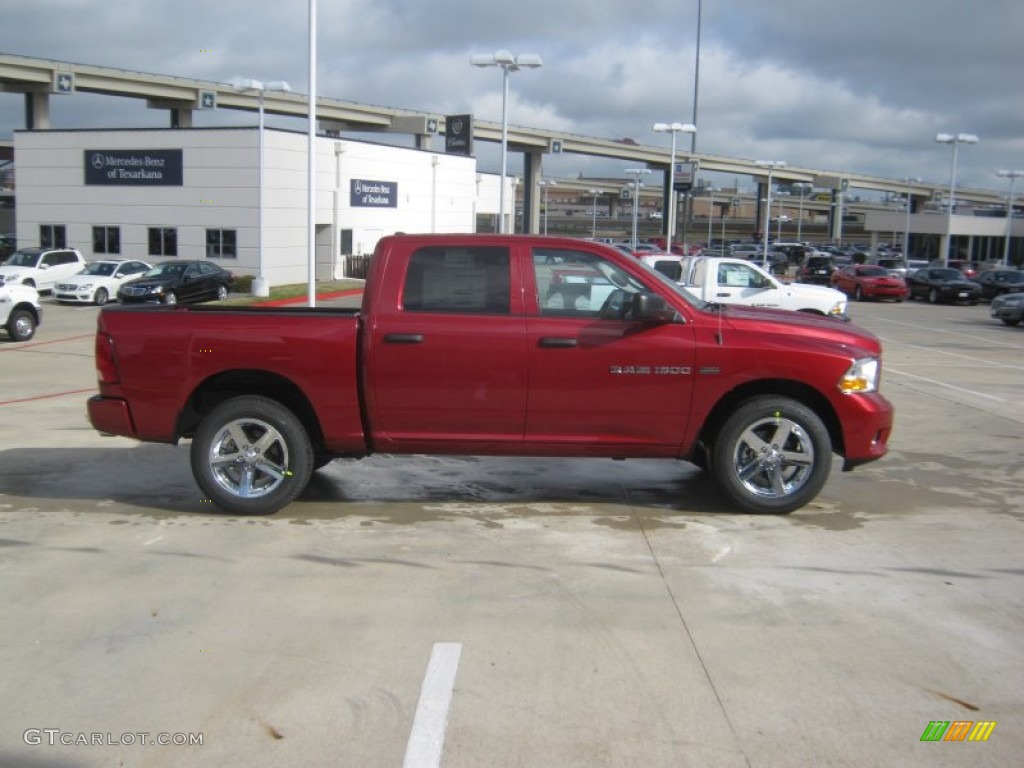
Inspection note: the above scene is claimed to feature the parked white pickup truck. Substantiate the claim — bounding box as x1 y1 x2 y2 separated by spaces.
0 281 43 341
641 254 848 317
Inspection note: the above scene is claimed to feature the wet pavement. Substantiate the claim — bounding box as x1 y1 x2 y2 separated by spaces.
0 297 1021 767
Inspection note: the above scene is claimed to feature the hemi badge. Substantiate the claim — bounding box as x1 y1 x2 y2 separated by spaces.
699 366 721 375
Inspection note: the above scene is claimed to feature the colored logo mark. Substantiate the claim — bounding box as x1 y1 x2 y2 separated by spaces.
920 720 996 742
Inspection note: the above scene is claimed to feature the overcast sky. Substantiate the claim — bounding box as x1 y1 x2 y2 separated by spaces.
2 0 1022 195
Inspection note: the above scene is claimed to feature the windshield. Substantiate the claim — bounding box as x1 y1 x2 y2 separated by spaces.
82 262 116 276
931 269 964 280
144 263 186 278
4 251 41 268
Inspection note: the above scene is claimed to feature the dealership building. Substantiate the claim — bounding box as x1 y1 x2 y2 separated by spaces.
13 127 505 287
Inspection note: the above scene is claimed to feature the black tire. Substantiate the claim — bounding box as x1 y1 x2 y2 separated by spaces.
94 287 109 306
216 284 229 301
1002 318 1021 326
854 286 864 302
162 291 178 305
928 288 939 304
190 395 314 514
5 308 37 342
709 396 832 514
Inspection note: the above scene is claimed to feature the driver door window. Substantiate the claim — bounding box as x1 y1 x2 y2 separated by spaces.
532 247 645 318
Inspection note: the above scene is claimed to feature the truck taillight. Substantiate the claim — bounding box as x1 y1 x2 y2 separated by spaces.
95 332 119 384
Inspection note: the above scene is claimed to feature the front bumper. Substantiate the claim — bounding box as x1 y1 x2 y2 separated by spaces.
54 291 94 304
838 392 894 470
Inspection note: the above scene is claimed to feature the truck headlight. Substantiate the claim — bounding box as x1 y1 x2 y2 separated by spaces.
839 357 879 394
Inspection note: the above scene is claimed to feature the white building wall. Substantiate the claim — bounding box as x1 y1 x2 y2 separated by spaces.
14 127 498 288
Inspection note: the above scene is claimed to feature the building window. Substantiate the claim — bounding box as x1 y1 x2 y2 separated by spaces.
92 226 121 255
205 229 237 259
148 227 178 257
40 225 66 249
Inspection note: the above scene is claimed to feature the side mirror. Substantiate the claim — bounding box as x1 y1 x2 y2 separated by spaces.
632 292 676 323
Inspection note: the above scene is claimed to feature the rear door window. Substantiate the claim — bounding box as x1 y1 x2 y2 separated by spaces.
402 246 510 314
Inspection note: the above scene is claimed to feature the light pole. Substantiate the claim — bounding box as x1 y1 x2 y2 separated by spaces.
755 160 786 268
652 122 697 249
589 189 604 238
231 77 292 297
470 50 543 234
935 132 979 266
624 169 651 250
997 170 1023 267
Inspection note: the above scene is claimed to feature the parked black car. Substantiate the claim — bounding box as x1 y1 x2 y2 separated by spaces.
973 269 1024 301
117 260 234 305
905 267 981 305
798 255 834 285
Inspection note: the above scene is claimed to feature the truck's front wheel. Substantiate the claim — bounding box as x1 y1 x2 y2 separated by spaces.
710 396 831 514
190 396 313 514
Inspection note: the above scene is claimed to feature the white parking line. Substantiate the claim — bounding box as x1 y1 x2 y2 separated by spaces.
402 642 462 768
885 366 1005 402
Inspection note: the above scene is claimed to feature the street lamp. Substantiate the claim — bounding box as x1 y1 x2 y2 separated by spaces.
935 132 979 266
652 122 697 248
755 160 786 268
470 50 543 234
589 189 605 238
997 170 1023 267
231 77 292 297
624 168 652 250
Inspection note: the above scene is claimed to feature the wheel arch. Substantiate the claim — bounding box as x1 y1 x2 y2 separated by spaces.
696 379 844 460
176 369 325 450
11 302 41 323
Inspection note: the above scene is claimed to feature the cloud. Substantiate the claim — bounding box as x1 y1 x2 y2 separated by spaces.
1 0 1020 191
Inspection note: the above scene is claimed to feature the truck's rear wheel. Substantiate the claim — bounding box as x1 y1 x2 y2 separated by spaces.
709 396 831 514
190 396 313 514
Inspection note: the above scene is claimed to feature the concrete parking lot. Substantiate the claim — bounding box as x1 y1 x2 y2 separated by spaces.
1 295 1021 767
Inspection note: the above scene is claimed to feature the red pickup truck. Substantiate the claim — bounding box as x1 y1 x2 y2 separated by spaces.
87 234 893 516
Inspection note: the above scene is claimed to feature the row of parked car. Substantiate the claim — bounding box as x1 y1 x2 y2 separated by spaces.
794 252 1024 327
0 246 235 342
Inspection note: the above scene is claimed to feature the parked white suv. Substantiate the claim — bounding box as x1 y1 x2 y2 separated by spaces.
0 281 43 342
0 247 87 293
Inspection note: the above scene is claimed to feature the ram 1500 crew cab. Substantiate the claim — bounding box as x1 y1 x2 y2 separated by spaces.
87 235 893 516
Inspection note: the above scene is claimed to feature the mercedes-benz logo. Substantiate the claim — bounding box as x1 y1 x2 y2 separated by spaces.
354 181 363 195
91 153 105 170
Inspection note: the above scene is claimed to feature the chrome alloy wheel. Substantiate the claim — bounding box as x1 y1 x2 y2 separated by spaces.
12 313 34 339
731 415 815 499
207 418 290 499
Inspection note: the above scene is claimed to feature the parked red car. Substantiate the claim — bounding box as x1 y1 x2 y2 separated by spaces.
831 264 908 302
